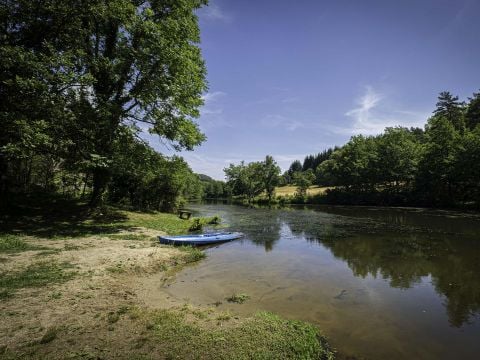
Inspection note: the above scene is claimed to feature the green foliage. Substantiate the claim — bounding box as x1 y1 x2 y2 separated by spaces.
376 127 421 189
417 116 461 205
226 293 250 304
1 0 208 207
224 156 280 203
207 215 221 225
0 234 45 253
465 91 480 130
200 175 230 199
293 169 316 197
177 246 206 263
263 155 281 202
188 218 203 232
433 91 466 132
247 91 480 209
144 310 334 360
108 130 200 211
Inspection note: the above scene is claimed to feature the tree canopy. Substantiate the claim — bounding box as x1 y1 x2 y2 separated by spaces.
1 0 208 209
224 156 281 203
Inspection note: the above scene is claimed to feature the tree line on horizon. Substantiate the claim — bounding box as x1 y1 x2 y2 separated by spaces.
226 91 480 209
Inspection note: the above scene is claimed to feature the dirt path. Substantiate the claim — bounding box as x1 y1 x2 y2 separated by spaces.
0 229 200 358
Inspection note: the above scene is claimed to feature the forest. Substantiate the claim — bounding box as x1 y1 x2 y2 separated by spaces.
225 91 480 209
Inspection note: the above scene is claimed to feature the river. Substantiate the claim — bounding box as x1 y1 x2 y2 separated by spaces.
162 203 480 359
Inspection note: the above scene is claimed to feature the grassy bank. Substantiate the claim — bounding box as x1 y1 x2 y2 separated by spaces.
0 199 335 359
275 185 330 197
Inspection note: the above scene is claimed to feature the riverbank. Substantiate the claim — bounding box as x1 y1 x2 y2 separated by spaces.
231 185 480 211
0 200 334 359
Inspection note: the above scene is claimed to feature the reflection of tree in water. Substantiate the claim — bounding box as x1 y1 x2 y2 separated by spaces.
296 218 480 328
229 208 282 252
221 204 480 327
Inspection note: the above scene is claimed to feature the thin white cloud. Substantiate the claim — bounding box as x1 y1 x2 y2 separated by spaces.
281 96 300 104
201 91 225 115
200 91 232 128
261 114 304 131
199 1 231 23
202 91 226 103
343 86 427 135
181 153 228 180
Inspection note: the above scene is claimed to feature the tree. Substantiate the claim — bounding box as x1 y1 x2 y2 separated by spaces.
454 127 480 207
262 155 281 202
465 91 480 130
1 0 208 207
107 128 199 211
288 160 302 176
376 127 421 191
225 160 275 203
433 91 466 132
417 116 461 205
293 169 315 197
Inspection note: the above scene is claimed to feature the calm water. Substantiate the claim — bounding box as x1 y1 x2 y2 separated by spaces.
162 203 480 359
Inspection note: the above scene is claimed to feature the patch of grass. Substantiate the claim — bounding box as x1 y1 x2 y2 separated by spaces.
0 289 12 300
226 293 250 304
35 249 62 257
122 211 192 235
106 263 126 274
48 291 62 300
177 246 206 263
0 261 76 297
108 233 150 241
39 327 58 344
144 310 334 360
0 234 46 253
107 312 120 324
64 243 81 251
216 311 232 321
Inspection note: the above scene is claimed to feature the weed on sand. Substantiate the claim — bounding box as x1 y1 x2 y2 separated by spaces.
0 234 47 253
0 261 76 299
143 309 334 360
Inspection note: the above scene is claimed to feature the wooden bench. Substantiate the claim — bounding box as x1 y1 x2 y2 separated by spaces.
178 210 192 220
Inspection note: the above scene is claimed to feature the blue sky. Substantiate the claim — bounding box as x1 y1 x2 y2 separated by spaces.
150 0 480 179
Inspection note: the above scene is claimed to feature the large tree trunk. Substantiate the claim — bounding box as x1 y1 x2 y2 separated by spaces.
0 156 9 210
89 168 110 208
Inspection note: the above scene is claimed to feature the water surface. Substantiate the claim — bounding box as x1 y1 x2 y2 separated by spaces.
162 204 480 359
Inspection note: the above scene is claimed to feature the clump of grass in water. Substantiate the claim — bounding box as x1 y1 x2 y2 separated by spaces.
226 293 250 304
188 218 203 231
0 261 76 298
177 246 205 263
207 215 221 225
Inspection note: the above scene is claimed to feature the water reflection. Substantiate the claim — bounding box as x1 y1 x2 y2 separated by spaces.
285 211 480 328
310 232 480 327
198 203 480 328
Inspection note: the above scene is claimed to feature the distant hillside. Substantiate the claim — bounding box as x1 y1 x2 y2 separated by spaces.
197 174 215 182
